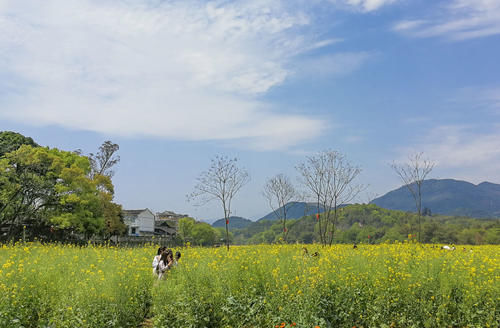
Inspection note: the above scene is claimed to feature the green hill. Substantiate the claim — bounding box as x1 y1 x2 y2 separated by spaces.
372 179 500 218
232 204 500 245
258 202 325 221
211 216 253 229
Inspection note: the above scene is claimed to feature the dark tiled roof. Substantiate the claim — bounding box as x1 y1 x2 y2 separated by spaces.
122 209 147 217
155 220 176 228
156 210 187 218
155 227 177 235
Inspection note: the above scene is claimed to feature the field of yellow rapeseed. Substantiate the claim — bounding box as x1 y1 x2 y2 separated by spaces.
1 242 499 328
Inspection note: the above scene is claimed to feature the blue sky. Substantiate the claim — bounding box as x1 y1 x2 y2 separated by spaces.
1 0 500 222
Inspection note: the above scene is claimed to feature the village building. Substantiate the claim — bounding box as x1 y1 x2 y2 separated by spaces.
154 210 187 239
122 209 155 236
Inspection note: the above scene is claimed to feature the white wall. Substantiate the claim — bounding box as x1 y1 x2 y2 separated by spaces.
137 209 155 233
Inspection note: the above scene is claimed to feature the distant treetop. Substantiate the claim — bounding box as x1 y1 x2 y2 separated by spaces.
0 131 39 157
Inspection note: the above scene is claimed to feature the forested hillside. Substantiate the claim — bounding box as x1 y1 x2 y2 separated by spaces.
211 216 253 229
257 202 326 221
232 204 500 245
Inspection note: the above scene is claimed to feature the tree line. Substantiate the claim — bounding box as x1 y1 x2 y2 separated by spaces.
188 150 436 248
230 204 499 245
3 130 496 246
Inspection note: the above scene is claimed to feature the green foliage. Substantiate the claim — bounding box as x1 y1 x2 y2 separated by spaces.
178 217 228 246
212 216 252 229
0 145 123 240
192 222 217 246
214 227 233 244
233 204 500 245
102 198 127 237
373 178 500 219
0 131 39 158
178 217 196 243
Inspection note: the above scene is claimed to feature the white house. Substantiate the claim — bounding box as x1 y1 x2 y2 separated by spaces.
122 209 155 236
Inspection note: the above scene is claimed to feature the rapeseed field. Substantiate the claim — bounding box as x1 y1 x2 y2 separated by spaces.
1 242 498 328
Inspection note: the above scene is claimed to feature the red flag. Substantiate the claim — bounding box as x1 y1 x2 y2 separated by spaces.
316 213 320 221
226 219 229 225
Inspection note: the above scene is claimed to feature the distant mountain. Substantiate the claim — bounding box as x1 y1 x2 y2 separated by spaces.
212 216 253 229
372 179 500 218
258 202 326 222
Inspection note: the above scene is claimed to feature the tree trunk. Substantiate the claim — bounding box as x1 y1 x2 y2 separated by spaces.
316 199 324 246
223 203 230 251
329 198 337 246
418 184 422 243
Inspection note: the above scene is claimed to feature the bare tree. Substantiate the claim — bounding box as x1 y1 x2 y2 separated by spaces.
391 152 434 243
296 150 364 246
89 141 120 178
187 155 249 250
363 190 379 205
262 174 297 242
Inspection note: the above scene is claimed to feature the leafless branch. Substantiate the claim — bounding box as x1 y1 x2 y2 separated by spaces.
187 155 250 250
297 150 364 246
89 141 120 178
391 152 434 242
262 173 297 242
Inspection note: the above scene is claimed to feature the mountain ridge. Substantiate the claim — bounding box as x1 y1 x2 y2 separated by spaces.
371 178 500 218
257 201 326 222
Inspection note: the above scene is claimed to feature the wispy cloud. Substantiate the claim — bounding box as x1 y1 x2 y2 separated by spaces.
393 20 427 31
394 0 500 40
448 86 500 113
396 124 500 183
1 0 375 151
330 0 400 12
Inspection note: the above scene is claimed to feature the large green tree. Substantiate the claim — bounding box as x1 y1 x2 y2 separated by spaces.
0 145 123 240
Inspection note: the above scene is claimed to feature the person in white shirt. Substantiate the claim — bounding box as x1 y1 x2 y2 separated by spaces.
152 247 166 275
157 250 174 280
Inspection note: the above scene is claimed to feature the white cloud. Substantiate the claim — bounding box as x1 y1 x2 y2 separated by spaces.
448 86 500 113
396 125 500 183
0 0 353 150
330 0 400 12
394 0 500 40
393 20 426 31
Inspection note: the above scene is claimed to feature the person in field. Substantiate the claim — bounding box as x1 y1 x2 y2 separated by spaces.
302 247 319 258
174 251 181 267
152 246 166 275
157 249 174 280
